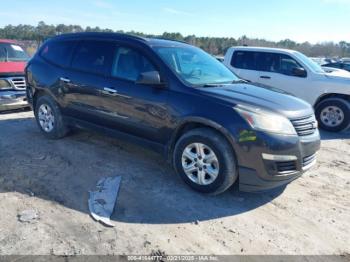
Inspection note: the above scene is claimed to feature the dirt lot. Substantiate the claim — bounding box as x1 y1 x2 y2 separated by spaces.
0 110 349 255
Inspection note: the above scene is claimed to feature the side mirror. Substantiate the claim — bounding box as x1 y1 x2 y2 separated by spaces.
136 71 163 86
292 67 307 77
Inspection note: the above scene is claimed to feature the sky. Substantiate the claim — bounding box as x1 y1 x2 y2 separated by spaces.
0 0 349 43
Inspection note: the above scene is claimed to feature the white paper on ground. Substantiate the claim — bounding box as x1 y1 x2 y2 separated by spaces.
88 176 121 227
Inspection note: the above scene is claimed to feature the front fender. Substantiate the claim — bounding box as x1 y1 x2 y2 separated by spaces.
166 116 238 162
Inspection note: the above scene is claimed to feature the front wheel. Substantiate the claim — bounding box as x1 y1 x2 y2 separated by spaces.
315 98 350 132
173 128 237 195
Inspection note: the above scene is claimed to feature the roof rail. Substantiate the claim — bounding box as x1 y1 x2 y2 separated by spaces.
52 32 147 42
151 37 189 44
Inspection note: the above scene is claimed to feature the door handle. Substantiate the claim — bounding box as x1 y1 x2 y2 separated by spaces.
102 87 118 96
103 87 117 93
59 77 71 83
101 87 131 99
260 76 271 79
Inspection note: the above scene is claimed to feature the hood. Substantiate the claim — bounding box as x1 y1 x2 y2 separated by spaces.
200 83 314 119
0 61 26 74
324 72 350 82
322 67 350 78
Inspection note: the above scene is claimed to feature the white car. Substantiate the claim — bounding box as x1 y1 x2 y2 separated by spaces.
322 66 350 77
224 46 350 132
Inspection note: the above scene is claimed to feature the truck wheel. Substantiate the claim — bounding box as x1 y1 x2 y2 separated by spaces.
34 95 69 139
173 128 237 195
315 98 350 132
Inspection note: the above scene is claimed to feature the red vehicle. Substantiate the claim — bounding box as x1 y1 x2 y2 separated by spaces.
0 39 29 110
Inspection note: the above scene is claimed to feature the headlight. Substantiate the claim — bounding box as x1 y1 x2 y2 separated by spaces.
0 79 11 89
234 104 297 136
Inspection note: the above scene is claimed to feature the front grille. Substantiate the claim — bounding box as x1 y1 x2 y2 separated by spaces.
9 77 26 90
290 115 317 136
276 160 297 174
303 153 316 168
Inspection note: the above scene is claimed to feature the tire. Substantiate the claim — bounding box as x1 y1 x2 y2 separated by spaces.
34 95 69 139
173 128 237 195
315 98 350 132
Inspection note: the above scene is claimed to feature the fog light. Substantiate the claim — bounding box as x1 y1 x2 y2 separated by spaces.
262 153 297 161
0 79 11 89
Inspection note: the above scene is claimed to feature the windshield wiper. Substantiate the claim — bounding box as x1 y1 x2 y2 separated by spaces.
200 79 250 88
202 83 224 87
231 79 249 84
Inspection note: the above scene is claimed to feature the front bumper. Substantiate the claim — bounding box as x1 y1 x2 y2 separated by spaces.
234 129 321 192
0 90 28 111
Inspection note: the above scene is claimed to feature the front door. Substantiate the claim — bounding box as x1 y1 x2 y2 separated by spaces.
255 52 310 103
97 45 171 144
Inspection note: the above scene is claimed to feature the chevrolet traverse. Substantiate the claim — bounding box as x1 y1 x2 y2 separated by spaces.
26 33 320 194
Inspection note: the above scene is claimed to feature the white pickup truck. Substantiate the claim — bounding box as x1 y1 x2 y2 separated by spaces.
224 46 350 132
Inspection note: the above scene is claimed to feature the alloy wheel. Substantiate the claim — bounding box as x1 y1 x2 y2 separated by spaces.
38 104 55 132
181 143 219 186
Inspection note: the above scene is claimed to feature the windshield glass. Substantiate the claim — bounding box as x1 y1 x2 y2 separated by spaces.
0 43 29 62
294 51 324 73
154 46 238 86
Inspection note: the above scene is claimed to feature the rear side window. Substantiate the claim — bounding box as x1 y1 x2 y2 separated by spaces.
231 51 257 70
71 41 115 75
40 40 77 67
111 46 156 81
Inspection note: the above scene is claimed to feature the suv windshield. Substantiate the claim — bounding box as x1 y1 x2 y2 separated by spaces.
154 46 238 86
293 51 324 74
0 43 29 62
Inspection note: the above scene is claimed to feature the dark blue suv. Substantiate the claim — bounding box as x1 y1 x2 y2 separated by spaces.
26 33 320 194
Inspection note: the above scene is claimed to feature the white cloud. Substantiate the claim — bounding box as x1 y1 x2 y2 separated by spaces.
162 7 193 16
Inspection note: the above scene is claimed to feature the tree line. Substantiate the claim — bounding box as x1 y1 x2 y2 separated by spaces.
1 21 349 57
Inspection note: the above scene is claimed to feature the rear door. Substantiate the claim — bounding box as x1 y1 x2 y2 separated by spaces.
61 40 115 125
229 50 259 83
38 39 78 102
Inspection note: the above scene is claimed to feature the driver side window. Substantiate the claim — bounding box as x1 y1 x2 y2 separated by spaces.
279 54 303 76
258 52 304 76
111 46 156 82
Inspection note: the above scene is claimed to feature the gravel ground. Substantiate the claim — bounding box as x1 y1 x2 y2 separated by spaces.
0 110 349 255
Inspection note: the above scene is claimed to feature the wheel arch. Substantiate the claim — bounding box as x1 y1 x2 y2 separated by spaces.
314 93 350 108
167 117 237 163
314 94 350 132
32 88 56 112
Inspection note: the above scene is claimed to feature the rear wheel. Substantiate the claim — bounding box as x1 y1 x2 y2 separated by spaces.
173 128 237 194
34 95 69 139
315 98 350 132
